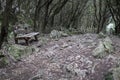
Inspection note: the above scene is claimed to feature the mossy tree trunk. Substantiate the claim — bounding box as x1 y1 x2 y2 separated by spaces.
0 0 14 49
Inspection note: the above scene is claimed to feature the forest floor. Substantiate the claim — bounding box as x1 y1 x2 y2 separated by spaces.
0 33 120 80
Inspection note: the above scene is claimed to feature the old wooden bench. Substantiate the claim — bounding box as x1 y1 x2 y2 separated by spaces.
14 26 39 45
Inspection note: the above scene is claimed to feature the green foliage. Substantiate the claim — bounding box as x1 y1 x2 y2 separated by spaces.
0 50 8 68
104 72 114 80
27 19 33 26
0 57 8 68
8 44 34 59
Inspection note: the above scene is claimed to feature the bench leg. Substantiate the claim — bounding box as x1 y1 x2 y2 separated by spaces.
25 38 30 45
34 35 38 41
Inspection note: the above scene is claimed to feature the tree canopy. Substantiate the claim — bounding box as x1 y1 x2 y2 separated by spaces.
0 0 120 48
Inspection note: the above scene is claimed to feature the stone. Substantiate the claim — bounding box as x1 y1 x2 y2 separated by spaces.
65 62 88 78
9 44 34 59
62 43 69 48
59 31 68 37
50 30 61 38
29 69 45 80
92 41 107 58
103 37 114 53
66 62 78 73
50 30 68 39
74 69 87 77
104 37 113 45
98 32 106 38
58 78 68 80
113 67 120 80
92 37 114 58
47 63 61 72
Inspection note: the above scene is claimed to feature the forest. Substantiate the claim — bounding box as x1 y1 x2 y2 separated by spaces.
0 0 120 80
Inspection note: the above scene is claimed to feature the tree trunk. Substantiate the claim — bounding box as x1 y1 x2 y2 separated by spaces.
0 0 14 49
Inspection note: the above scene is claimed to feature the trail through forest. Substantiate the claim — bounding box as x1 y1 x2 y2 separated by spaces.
0 34 120 80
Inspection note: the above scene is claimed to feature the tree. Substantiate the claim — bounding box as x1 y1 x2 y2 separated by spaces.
106 0 120 34
0 0 14 49
93 0 109 33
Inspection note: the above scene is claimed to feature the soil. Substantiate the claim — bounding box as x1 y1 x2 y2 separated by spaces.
0 34 120 80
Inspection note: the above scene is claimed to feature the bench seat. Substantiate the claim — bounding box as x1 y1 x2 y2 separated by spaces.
15 32 39 45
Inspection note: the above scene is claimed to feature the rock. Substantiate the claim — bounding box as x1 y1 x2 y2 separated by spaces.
47 63 61 72
65 62 88 79
29 69 45 80
98 32 106 38
66 62 78 73
92 37 114 58
58 78 68 80
50 30 68 39
104 37 113 45
50 44 59 50
74 69 87 77
113 67 120 80
92 41 107 58
9 44 34 59
59 31 68 37
103 37 114 53
62 43 69 48
50 30 61 38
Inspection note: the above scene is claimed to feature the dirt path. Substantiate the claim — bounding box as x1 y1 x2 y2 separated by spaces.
0 34 120 80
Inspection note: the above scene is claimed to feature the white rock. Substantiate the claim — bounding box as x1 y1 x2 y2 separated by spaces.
74 69 87 78
50 30 68 39
92 37 114 58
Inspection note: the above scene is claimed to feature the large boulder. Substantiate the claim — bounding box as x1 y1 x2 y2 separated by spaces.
103 37 114 53
92 37 114 58
50 30 68 39
0 44 35 67
9 44 35 59
50 30 61 38
92 41 107 58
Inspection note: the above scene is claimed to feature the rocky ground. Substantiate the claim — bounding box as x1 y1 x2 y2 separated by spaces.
0 33 120 80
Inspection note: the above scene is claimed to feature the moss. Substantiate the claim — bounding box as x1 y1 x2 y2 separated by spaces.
104 72 114 80
0 44 34 67
113 67 120 80
105 67 120 80
8 44 34 60
105 72 114 80
0 57 8 68
92 37 114 58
